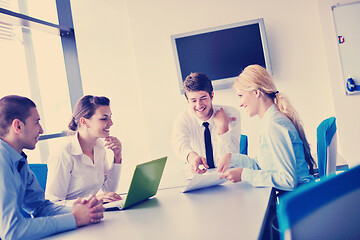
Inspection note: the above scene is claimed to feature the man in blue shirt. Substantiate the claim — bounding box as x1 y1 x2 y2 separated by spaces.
0 95 105 240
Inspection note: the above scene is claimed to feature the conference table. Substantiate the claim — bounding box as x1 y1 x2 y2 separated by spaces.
44 181 272 240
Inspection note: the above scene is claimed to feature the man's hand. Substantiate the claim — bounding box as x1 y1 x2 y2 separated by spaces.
213 108 236 135
220 168 243 183
187 151 208 174
72 195 105 227
217 153 232 173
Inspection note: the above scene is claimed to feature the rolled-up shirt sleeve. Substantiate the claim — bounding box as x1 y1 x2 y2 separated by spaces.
230 153 260 169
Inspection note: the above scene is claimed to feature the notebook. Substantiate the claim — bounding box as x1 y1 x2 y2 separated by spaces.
104 156 167 210
182 168 227 193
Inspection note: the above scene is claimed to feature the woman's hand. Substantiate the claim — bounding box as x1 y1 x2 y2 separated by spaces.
104 136 122 163
217 153 232 173
220 168 243 183
96 192 122 203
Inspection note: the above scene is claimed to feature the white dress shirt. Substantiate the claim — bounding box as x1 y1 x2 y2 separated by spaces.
231 104 314 191
173 105 241 167
45 133 121 206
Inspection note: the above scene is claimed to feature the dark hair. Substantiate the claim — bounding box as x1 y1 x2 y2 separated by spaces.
68 95 110 131
0 95 36 137
183 72 213 99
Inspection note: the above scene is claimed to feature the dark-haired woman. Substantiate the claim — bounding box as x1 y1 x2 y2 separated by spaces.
46 95 123 206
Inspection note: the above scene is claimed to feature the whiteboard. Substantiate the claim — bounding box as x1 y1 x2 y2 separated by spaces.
332 2 360 95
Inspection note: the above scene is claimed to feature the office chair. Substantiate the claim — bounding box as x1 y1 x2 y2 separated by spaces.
28 163 48 191
316 117 337 178
240 134 248 155
277 164 360 240
21 163 48 218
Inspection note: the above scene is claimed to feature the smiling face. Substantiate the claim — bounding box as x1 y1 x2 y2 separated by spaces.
20 107 44 150
83 106 113 138
236 89 261 118
186 90 214 121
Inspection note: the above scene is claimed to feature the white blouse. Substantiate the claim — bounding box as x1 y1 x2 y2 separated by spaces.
45 133 121 206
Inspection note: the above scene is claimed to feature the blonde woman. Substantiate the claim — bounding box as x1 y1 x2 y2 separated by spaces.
219 65 315 191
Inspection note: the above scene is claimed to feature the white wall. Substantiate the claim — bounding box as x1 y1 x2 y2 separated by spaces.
70 0 150 189
70 0 359 183
124 0 334 166
317 0 360 167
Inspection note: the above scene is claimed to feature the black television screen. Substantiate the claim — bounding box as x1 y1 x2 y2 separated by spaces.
171 18 272 93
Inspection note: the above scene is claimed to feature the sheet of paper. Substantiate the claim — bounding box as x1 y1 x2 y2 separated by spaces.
182 169 227 193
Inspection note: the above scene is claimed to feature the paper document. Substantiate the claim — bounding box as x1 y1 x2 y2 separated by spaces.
182 169 227 193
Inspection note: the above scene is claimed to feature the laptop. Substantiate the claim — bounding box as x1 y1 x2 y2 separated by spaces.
104 156 167 211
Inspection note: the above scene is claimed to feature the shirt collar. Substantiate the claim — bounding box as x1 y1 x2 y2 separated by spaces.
193 107 216 127
69 132 84 156
0 138 27 168
261 104 279 125
69 132 102 156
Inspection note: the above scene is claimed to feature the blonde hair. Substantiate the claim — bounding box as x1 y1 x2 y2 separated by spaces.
234 64 315 174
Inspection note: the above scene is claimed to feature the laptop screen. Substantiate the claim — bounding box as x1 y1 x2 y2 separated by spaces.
123 156 167 209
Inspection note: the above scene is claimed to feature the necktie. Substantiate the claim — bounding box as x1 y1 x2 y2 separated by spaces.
203 122 215 169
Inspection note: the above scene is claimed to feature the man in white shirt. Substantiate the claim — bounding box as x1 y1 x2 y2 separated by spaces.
172 73 241 174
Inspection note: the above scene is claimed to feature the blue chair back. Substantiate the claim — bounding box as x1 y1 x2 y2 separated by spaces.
21 163 48 218
240 134 248 155
317 117 337 177
277 165 360 240
29 163 48 191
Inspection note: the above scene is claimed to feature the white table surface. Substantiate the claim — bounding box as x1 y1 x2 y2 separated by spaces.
44 182 271 240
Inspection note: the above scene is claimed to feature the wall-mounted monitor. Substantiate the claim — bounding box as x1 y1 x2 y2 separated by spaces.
171 18 272 93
